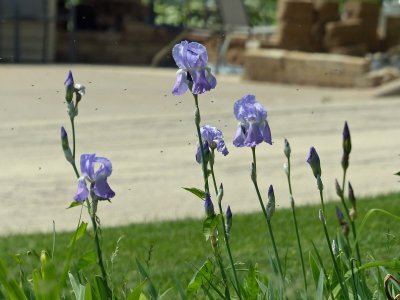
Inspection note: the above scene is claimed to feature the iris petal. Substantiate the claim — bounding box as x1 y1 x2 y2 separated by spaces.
73 178 89 202
94 177 115 199
172 70 189 96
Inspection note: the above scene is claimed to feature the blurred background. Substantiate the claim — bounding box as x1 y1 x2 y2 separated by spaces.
1 0 400 86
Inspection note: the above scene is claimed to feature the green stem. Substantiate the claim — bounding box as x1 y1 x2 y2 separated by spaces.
210 152 242 300
319 189 326 217
216 253 231 299
286 158 307 292
251 147 286 296
340 169 362 265
193 94 209 194
69 116 111 295
87 199 111 295
321 218 350 300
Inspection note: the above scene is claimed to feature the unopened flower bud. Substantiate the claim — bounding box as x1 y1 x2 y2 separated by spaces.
307 147 321 178
217 183 224 204
348 182 356 207
204 193 215 217
336 206 344 223
251 162 257 182
225 206 232 237
317 175 324 191
64 70 74 103
332 240 339 256
319 209 326 224
61 127 73 164
343 121 352 155
284 138 291 159
283 162 289 176
349 207 357 221
266 185 275 219
335 178 343 198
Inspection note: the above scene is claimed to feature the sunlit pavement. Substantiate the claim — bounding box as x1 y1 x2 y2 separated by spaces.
0 64 399 234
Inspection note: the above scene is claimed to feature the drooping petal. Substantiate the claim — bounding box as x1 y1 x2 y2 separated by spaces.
172 70 189 96
216 140 229 156
73 178 89 202
191 69 216 95
93 177 115 199
262 121 272 145
233 124 246 147
244 122 264 147
80 154 96 180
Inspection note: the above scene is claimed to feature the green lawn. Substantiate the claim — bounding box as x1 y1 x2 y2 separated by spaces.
1 193 399 298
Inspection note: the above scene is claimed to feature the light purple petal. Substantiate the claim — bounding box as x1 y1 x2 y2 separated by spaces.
94 177 115 199
172 70 189 96
244 122 264 147
80 154 96 179
191 69 216 94
233 125 246 147
186 42 208 69
234 95 256 121
73 178 89 202
172 41 189 70
93 156 113 179
262 121 272 145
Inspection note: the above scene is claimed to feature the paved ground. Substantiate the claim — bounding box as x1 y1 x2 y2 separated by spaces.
0 64 399 235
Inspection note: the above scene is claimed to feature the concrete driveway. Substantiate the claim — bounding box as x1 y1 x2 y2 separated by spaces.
0 64 399 234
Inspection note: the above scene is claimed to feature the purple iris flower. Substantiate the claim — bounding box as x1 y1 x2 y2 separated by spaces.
233 95 272 147
73 154 115 202
172 41 217 96
64 70 74 89
196 125 229 163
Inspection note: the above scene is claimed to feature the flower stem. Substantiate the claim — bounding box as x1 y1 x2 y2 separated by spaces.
319 189 326 217
251 147 286 296
69 116 111 295
210 151 242 300
87 199 112 296
340 169 362 264
286 157 307 292
193 94 209 194
321 216 350 300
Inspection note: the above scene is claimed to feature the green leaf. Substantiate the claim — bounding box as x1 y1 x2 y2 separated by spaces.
67 201 82 209
182 187 206 200
395 171 400 176
126 281 147 300
91 276 109 300
309 252 320 288
84 283 93 300
69 222 88 247
69 272 86 300
315 268 325 300
136 258 158 299
202 214 222 241
0 260 28 300
186 260 213 298
77 251 97 271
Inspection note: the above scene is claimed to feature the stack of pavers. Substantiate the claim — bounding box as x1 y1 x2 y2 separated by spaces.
324 1 381 55
272 0 316 51
312 0 340 51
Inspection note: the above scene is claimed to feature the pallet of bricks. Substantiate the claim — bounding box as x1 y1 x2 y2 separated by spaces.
324 1 381 55
272 0 316 51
